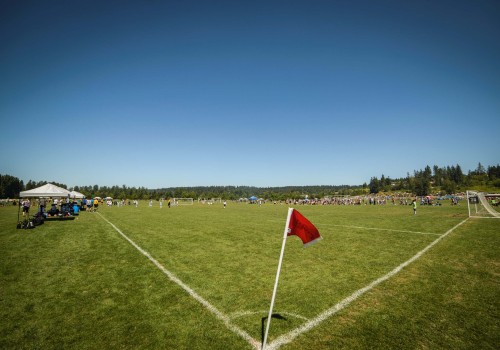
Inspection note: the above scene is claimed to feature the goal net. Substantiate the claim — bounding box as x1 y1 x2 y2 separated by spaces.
172 198 194 206
199 198 222 205
466 191 500 218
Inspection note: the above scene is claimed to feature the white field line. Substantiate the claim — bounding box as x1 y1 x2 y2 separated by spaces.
266 218 469 350
96 213 260 350
317 223 441 236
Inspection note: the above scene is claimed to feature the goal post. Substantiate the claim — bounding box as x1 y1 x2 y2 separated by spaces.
172 198 194 206
466 191 500 218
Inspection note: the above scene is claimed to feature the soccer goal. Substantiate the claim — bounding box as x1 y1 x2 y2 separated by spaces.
466 191 500 218
172 198 194 206
198 198 222 205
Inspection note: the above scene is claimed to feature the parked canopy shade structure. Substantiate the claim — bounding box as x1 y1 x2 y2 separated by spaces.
19 183 71 198
69 190 85 199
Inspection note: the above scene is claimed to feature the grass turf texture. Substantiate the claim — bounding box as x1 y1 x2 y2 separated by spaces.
0 202 498 349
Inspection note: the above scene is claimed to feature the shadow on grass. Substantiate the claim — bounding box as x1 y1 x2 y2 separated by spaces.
261 313 287 347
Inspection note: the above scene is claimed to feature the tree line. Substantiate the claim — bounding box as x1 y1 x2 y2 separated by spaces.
2 162 499 200
368 163 500 196
70 184 363 201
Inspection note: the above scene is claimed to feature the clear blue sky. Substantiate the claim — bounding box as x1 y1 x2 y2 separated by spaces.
1 0 499 188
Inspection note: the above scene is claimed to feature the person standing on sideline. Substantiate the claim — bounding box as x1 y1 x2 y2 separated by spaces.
39 197 46 214
412 199 417 215
167 199 171 208
223 200 227 209
22 198 30 217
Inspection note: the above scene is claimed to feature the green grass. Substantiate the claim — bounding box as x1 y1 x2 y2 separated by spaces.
0 202 498 349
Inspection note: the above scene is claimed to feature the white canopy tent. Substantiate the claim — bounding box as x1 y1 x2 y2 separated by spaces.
19 183 71 198
69 190 85 199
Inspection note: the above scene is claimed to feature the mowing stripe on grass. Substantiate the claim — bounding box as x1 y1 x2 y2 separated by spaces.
96 212 260 350
266 218 469 350
317 223 440 236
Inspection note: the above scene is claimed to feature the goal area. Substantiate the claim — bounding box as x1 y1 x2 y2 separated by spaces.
172 198 194 206
466 191 500 218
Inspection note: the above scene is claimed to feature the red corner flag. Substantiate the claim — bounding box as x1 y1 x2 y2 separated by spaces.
287 209 322 246
262 208 322 349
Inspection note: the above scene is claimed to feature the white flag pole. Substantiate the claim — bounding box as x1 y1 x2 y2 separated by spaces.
262 207 294 350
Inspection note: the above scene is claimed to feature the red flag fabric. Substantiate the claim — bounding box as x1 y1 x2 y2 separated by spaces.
287 209 322 246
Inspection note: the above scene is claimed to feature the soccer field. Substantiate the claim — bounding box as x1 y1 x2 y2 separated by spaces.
1 202 498 349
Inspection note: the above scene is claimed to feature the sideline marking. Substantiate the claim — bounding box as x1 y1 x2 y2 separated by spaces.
96 212 260 349
266 218 469 350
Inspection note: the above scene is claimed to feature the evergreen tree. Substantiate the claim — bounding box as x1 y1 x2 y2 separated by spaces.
369 177 380 194
487 165 500 179
0 174 24 198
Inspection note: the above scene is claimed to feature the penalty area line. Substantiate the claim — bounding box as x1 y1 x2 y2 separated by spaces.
266 218 469 350
96 212 260 350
